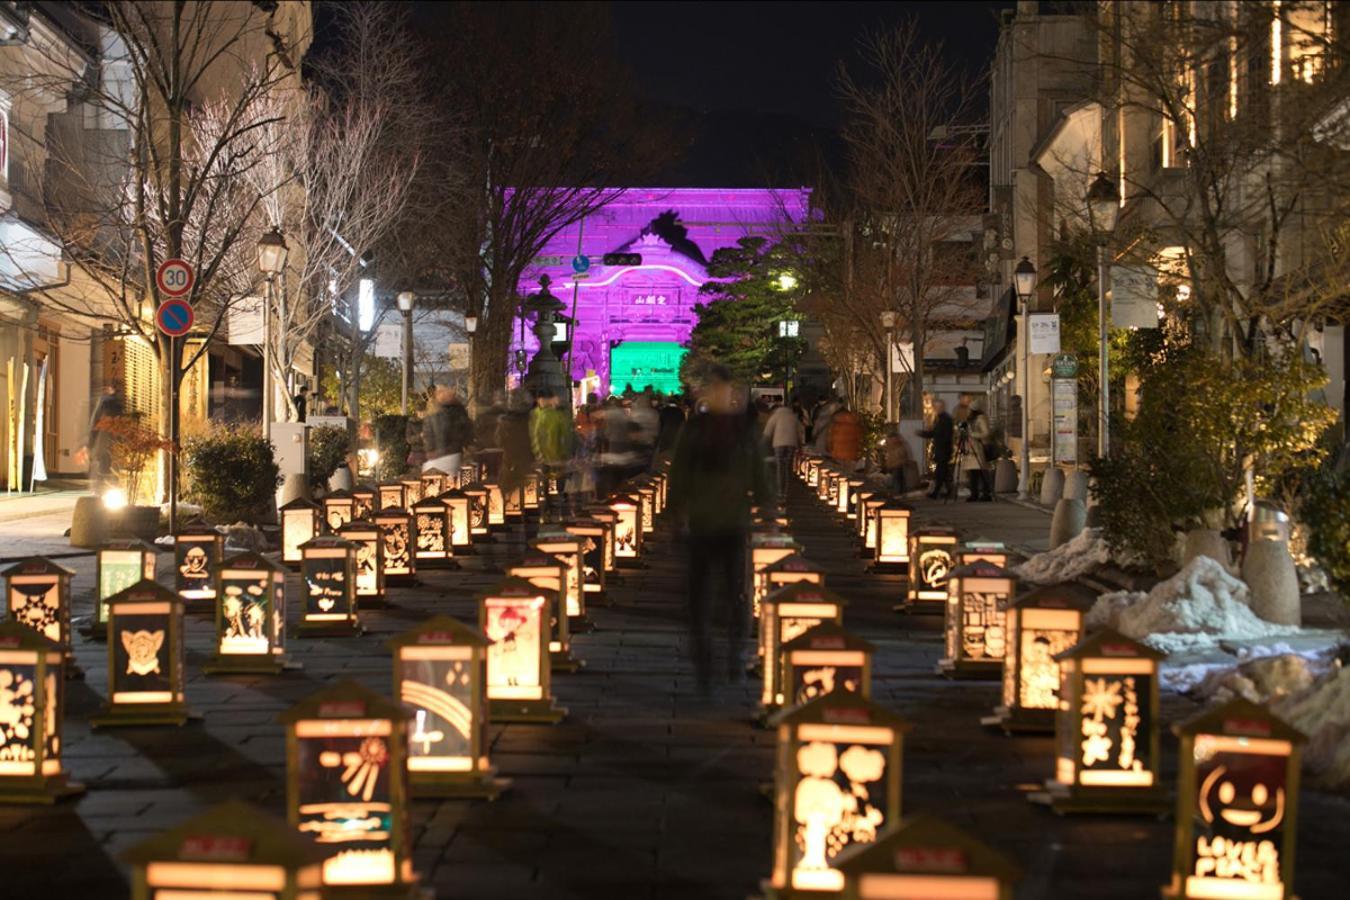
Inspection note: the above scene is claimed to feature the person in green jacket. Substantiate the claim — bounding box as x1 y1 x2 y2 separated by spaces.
529 388 572 520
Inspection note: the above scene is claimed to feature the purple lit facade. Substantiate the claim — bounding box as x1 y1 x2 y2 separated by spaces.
511 188 811 395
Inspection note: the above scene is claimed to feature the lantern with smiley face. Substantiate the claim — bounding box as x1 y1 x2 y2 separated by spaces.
781 622 874 708
833 814 1022 900
938 562 1017 680
205 552 293 675
174 522 223 606
0 620 83 803
761 581 846 712
91 580 193 727
1162 698 1305 900
904 527 961 610
479 577 565 724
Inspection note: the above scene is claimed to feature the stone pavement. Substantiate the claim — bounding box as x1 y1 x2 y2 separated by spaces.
0 488 88 562
2 482 1348 899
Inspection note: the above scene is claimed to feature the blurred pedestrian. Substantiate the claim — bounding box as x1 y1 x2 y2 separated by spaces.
422 386 472 475
83 379 124 493
529 388 572 520
496 393 534 494
918 399 955 500
882 425 912 494
762 399 804 498
956 398 993 502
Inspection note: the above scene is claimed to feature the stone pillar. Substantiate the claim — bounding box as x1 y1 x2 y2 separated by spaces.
1039 467 1065 507
1063 469 1089 502
1183 528 1232 570
993 458 1018 494
1049 497 1086 549
1242 539 1301 627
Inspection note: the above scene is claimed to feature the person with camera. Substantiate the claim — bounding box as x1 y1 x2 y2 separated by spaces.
955 395 993 502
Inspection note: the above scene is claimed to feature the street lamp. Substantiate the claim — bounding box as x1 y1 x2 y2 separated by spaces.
257 228 289 443
1014 256 1037 499
397 291 416 415
1087 172 1119 458
464 312 478 413
879 310 897 422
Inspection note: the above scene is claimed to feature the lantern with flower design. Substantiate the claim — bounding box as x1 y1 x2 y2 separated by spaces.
279 498 322 568
938 562 1017 680
479 577 566 724
92 580 193 727
205 552 293 675
0 620 82 803
338 519 385 606
377 482 405 512
351 485 377 521
761 581 845 711
507 553 576 672
298 536 361 637
2 557 75 660
372 508 417 583
834 814 1021 900
782 622 873 708
419 468 450 500
904 527 961 609
174 523 223 607
94 538 159 636
410 495 453 567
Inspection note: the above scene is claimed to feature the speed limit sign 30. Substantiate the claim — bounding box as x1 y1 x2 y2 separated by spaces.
156 258 195 297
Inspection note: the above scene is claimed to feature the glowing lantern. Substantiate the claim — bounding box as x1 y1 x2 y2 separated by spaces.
377 482 405 512
372 508 417 583
834 814 1022 900
805 456 822 488
439 489 473 553
351 485 376 521
298 536 361 637
843 477 864 518
0 620 82 802
460 482 490 538
634 480 657 536
2 557 75 656
95 539 158 636
338 520 386 606
459 462 481 489
609 494 644 563
565 519 609 604
1162 698 1305 900
399 475 423 507
522 473 540 513
816 466 833 502
763 554 827 598
938 562 1017 680
652 470 668 511
534 530 586 623
388 616 505 799
748 531 803 621
322 489 356 533
769 690 909 895
959 541 1009 569
122 800 326 900
279 498 322 566
761 581 845 711
852 489 874 535
859 495 886 559
782 622 874 707
479 577 566 723
985 582 1096 734
174 523 223 606
484 482 506 529
411 494 453 566
91 580 192 727
1036 629 1166 813
420 468 449 499
206 551 292 675
584 504 622 574
905 527 961 608
504 484 525 521
872 502 912 570
279 680 417 892
507 553 575 672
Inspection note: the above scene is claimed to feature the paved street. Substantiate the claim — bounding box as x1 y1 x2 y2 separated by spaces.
3 483 1347 900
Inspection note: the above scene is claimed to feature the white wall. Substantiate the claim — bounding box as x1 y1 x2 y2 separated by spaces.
56 332 91 474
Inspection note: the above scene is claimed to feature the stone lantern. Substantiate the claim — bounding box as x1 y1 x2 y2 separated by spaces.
522 276 571 401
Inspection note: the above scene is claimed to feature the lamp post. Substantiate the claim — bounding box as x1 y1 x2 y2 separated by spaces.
464 312 478 415
879 310 897 422
1087 172 1119 458
1014 256 1037 499
257 228 289 444
397 291 416 416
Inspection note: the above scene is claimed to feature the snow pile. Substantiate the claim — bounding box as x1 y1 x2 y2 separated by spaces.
222 521 268 552
1087 556 1300 654
1013 528 1114 585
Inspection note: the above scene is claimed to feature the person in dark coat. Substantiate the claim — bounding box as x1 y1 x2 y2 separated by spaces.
918 398 955 500
86 380 125 493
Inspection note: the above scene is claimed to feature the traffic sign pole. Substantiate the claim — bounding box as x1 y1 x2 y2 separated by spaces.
153 258 193 537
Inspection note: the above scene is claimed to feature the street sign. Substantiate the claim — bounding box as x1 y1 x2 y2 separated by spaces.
571 255 591 275
1051 353 1079 379
374 321 403 359
1029 313 1061 354
602 253 642 266
156 299 194 337
156 258 194 298
532 255 563 267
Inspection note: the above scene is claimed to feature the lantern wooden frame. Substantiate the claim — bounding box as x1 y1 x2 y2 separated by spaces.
984 583 1097 734
871 501 913 571
533 530 587 625
388 615 507 799
479 577 566 724
760 581 845 711
279 680 418 894
0 621 82 803
484 482 506 529
609 493 644 565
377 481 406 512
410 495 454 567
322 489 356 533
843 477 865 519
439 489 474 554
459 462 481 490
338 519 386 606
205 551 294 675
399 475 423 507
748 532 802 622
858 495 886 560
1162 698 1305 900
507 553 577 672
522 472 541 513
123 800 327 900
585 505 622 575
92 580 193 727
781 622 874 709
816 467 834 503
279 498 322 567
504 483 525 521
834 814 1021 900
904 527 961 609
633 480 657 536
460 482 491 539
351 485 377 521
759 555 827 677
94 538 159 636
805 456 823 488
2 557 75 662
174 523 223 606
372 508 418 583
420 468 450 500
768 690 910 896
938 562 1017 680
565 519 609 605
298 536 362 637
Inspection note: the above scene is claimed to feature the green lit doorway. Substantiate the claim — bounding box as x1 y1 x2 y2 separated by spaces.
609 342 686 395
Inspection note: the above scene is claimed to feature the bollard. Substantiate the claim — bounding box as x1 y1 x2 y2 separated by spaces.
1039 467 1065 507
1242 539 1301 627
993 458 1018 494
1048 497 1086 549
1063 469 1089 502
1182 528 1232 570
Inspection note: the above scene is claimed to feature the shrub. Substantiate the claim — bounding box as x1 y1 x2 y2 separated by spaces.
1300 450 1350 597
372 414 411 482
95 415 174 505
308 426 352 491
183 425 281 522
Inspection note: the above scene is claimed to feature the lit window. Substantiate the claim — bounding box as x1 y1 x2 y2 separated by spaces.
358 278 375 332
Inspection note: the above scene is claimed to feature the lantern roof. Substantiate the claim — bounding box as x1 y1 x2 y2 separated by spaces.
947 561 1016 581
912 524 960 536
322 488 354 500
440 488 468 499
511 552 565 570
412 494 450 510
221 551 287 573
278 678 410 725
298 535 357 552
278 497 320 511
782 621 875 654
608 493 641 504
964 539 1006 550
121 799 329 869
107 579 182 608
565 518 603 530
175 521 223 537
387 614 492 650
0 556 76 578
100 537 159 552
479 575 555 601
373 507 412 518
751 532 800 549
763 555 827 576
421 468 451 477
769 686 910 731
1008 581 1098 612
833 813 1022 882
534 531 582 548
586 505 618 518
351 484 376 494
1054 627 1165 663
337 519 380 534
460 481 487 493
763 581 846 609
878 499 913 511
0 619 63 653
1172 696 1307 744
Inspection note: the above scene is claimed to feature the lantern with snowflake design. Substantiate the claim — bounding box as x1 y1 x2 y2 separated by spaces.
298 536 361 637
2 557 75 661
0 621 82 803
938 562 1017 680
782 622 874 708
92 580 193 727
479 577 565 724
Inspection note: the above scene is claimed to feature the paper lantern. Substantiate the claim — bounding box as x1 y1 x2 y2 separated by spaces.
858 495 886 559
507 553 576 672
747 531 802 621
399 475 423 507
372 508 417 582
504 484 525 521
761 581 845 711
484 482 506 529
377 482 406 512
634 480 657 535
905 527 961 608
460 482 490 538
584 505 621 574
297 536 361 637
279 498 322 566
609 494 644 563
1162 698 1305 900
834 814 1021 900
1035 629 1167 813
816 467 834 502
459 462 481 489
338 520 385 606
0 621 82 803
843 477 865 519
984 582 1096 734
805 456 822 487
123 800 326 900
174 523 223 606
279 680 417 892
351 485 377 521
2 557 75 657
95 539 158 635
479 577 566 723
959 541 1010 570
769 690 909 895
533 530 586 623
938 562 1017 680
439 490 473 553
206 551 292 675
388 616 505 799
91 580 192 727
411 495 453 565
420 468 450 499
565 519 609 604
872 502 912 570
522 473 540 512
322 489 356 533
782 622 874 708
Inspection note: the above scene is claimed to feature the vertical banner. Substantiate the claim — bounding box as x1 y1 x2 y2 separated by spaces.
5 357 15 491
31 356 48 489
1052 377 1078 465
15 362 28 494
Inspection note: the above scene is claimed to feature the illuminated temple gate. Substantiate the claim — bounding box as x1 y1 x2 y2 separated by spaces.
511 188 811 396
